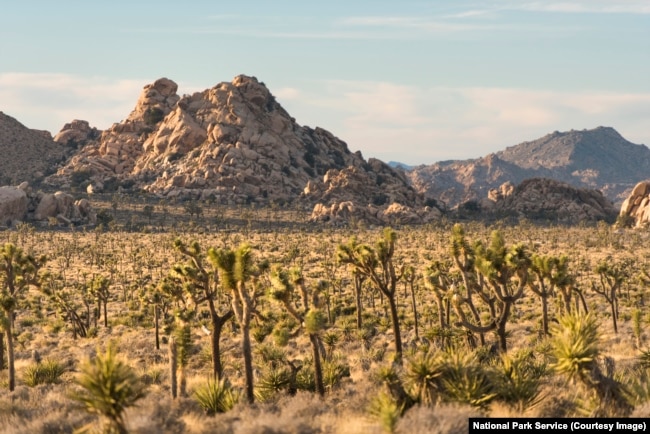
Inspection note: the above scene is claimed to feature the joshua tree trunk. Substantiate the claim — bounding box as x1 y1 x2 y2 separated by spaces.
310 334 325 396
208 302 233 379
610 300 618 334
0 333 5 371
354 273 364 329
154 306 160 350
387 296 403 362
409 282 419 340
496 303 512 353
5 322 15 391
169 337 177 399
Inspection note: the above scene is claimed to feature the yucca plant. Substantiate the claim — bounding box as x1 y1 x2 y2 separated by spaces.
72 344 147 434
368 391 404 434
550 312 632 416
23 359 66 387
403 350 443 406
194 377 240 415
256 366 293 401
491 350 546 412
438 349 496 409
550 313 600 386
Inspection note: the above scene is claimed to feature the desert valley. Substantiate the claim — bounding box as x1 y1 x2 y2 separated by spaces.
1 75 650 433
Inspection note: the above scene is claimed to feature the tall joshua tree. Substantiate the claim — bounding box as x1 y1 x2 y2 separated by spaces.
337 228 404 362
209 243 258 403
171 239 233 379
0 243 46 391
528 254 573 337
591 258 625 334
451 229 530 352
269 266 327 396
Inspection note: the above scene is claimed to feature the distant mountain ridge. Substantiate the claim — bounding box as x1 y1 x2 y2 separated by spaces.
405 127 650 208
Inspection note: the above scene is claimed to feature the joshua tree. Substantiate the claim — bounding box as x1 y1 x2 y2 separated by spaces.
403 265 420 340
209 243 258 403
451 228 530 352
337 228 405 362
0 243 46 391
89 275 111 328
423 259 454 330
72 343 147 433
528 254 573 336
269 266 327 396
591 258 625 334
170 239 234 379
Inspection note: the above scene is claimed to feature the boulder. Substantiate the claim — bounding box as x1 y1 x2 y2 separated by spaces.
54 120 100 145
618 180 650 228
34 193 58 220
0 186 28 226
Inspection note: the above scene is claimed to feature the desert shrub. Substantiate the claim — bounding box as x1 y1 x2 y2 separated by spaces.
72 344 147 433
491 350 547 412
256 366 293 401
143 107 165 125
368 391 404 433
71 170 93 187
193 377 239 415
22 360 66 387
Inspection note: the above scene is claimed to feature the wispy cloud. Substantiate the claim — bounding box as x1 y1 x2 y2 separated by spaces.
514 1 650 14
2 73 648 165
279 80 650 164
0 73 152 133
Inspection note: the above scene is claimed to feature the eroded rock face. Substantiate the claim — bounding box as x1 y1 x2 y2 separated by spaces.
619 181 650 227
485 178 617 223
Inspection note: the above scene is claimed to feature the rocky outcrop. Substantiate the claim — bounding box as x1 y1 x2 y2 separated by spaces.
0 112 67 185
619 181 650 228
0 186 28 226
0 183 95 227
406 127 650 209
483 178 617 223
53 120 100 147
47 75 434 224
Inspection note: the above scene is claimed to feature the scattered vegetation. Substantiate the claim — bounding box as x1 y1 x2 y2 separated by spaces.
0 198 649 432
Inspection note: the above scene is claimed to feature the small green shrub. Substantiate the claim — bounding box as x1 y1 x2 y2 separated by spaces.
194 377 240 415
23 360 66 387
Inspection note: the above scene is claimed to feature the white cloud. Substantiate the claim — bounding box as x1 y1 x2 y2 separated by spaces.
499 0 650 14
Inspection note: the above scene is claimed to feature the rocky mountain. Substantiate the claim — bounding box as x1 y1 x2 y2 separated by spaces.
407 127 650 209
0 112 69 185
48 75 436 223
482 178 617 223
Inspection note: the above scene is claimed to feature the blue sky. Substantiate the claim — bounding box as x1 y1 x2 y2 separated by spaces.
1 0 649 165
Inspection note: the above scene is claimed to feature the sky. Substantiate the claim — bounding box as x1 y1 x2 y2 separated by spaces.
1 0 649 165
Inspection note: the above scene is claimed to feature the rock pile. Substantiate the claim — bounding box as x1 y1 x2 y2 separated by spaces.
0 183 95 227
48 74 437 224
483 178 617 223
